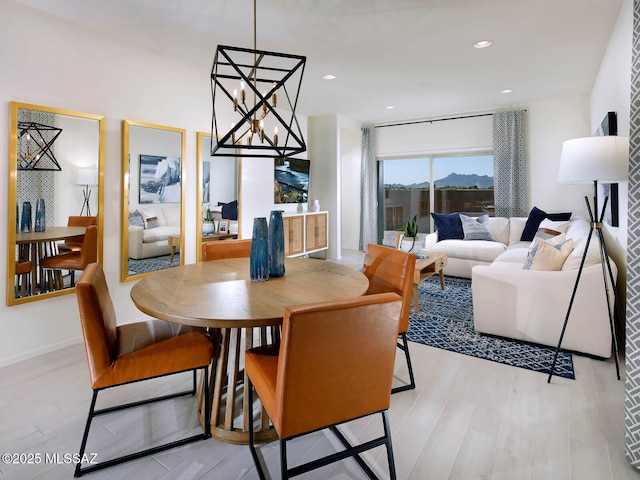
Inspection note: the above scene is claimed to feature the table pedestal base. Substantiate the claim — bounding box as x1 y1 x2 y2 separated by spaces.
198 326 279 445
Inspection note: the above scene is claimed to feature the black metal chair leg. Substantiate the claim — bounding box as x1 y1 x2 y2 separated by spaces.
75 390 99 477
248 379 266 480
280 438 288 480
392 333 416 394
75 368 210 477
382 411 397 480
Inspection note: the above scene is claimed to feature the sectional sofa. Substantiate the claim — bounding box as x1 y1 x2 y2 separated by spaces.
422 215 616 358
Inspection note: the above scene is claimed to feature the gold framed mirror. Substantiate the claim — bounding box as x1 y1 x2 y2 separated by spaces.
6 102 105 306
121 120 186 282
196 132 241 262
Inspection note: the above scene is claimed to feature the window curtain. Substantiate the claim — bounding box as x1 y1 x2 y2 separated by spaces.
493 110 527 217
360 126 377 250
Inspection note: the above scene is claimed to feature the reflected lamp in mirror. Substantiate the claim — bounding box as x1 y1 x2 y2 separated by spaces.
75 167 99 216
17 121 63 171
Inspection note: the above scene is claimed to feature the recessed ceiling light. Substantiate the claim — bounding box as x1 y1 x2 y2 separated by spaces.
323 74 336 80
500 89 513 94
473 40 492 49
386 105 395 110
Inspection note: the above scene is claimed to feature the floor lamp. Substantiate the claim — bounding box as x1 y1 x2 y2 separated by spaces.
75 167 98 216
548 135 629 383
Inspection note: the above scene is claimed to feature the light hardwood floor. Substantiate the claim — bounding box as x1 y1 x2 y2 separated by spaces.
0 250 637 480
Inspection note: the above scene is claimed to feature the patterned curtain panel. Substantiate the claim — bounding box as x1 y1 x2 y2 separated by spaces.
492 110 528 218
626 0 640 469
359 126 377 250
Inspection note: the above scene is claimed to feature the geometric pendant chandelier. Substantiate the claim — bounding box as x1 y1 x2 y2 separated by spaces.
210 0 306 158
17 121 63 171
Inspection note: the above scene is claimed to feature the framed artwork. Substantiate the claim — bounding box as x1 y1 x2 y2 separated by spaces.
593 112 619 227
217 219 230 234
274 157 310 204
139 154 181 204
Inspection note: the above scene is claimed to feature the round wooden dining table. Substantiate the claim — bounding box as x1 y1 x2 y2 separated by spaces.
130 257 369 444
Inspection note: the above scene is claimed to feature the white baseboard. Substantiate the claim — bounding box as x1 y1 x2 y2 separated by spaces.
0 336 83 368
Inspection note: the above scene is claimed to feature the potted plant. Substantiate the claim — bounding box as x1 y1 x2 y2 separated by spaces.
400 214 418 252
203 206 215 235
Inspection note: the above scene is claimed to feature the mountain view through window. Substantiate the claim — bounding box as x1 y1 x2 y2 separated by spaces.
382 154 494 234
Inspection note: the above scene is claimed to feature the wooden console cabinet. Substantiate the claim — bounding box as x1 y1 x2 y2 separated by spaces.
283 211 328 257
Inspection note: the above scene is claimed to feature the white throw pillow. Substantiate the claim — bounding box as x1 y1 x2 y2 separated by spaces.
535 218 570 240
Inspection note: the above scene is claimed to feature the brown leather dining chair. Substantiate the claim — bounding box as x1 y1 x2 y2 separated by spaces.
14 259 32 297
363 243 417 394
202 238 252 261
73 262 214 477
41 224 98 292
58 215 97 253
246 292 402 480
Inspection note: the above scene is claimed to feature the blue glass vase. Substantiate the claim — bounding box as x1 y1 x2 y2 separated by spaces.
20 201 32 233
250 217 269 282
35 198 45 232
268 210 285 277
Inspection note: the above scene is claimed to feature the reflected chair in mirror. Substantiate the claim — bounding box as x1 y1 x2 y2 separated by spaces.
40 224 98 292
15 260 32 297
247 292 402 480
58 216 97 253
202 238 251 261
73 262 214 477
363 244 417 394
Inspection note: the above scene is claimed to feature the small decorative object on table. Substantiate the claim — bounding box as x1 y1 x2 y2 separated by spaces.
202 206 215 234
35 198 46 232
250 217 269 282
399 214 418 252
20 201 32 233
268 210 285 277
311 199 320 212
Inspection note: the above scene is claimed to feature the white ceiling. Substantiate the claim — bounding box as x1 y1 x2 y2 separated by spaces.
13 0 624 124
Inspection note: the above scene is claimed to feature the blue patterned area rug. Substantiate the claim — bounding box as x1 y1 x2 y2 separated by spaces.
408 276 575 379
128 253 180 275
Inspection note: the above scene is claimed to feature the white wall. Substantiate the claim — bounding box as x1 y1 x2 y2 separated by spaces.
0 1 294 366
590 0 632 308
340 127 361 250
527 95 592 215
308 115 339 258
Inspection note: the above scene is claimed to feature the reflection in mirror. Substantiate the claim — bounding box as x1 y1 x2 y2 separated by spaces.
6 102 104 306
122 120 185 282
196 132 241 262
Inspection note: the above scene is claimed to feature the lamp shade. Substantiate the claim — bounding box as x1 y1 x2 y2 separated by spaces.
75 167 98 186
558 136 629 184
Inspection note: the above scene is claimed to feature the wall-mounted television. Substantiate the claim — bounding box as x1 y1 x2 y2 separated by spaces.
274 157 309 204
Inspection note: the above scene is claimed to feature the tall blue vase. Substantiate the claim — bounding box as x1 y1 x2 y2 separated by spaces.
268 210 285 277
20 201 32 233
250 217 269 282
35 198 45 232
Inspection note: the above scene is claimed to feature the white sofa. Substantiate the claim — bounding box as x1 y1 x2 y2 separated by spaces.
128 205 181 260
422 216 616 358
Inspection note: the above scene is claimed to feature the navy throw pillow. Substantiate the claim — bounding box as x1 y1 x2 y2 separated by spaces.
431 212 463 241
520 207 571 241
220 200 238 221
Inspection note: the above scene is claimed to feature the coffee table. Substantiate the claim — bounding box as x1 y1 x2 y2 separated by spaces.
413 252 448 311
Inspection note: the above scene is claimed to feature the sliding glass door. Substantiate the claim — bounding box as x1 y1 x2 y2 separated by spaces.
379 154 494 240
